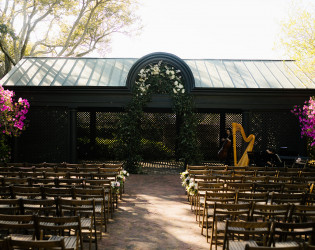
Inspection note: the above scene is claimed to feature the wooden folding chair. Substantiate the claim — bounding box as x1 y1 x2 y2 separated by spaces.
195 182 225 223
5 235 66 250
282 183 310 194
201 191 236 239
289 204 315 223
11 186 44 200
223 220 271 250
0 199 21 215
58 198 98 250
269 221 315 247
226 182 254 192
3 178 32 187
236 192 269 204
250 203 291 223
35 215 83 250
0 214 35 246
73 188 108 233
270 192 306 205
210 202 252 250
253 182 283 193
55 178 85 188
42 187 74 200
20 199 58 217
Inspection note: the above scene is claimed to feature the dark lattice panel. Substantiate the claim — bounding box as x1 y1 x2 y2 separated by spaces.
77 112 90 160
226 113 243 161
77 112 122 161
95 112 121 160
250 111 303 155
17 107 69 163
140 113 176 160
195 113 221 160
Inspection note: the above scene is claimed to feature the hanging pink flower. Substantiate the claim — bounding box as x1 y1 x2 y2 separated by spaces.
292 97 315 146
0 85 30 137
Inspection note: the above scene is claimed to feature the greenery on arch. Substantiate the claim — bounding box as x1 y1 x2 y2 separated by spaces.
116 61 200 173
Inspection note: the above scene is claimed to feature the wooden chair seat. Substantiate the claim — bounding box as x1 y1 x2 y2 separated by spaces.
49 235 77 250
9 234 33 241
245 243 303 249
275 241 300 247
229 240 258 250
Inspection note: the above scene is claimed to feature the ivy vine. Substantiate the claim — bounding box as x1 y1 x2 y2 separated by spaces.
116 61 200 173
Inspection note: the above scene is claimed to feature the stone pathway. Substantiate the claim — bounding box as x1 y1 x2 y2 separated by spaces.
99 174 209 250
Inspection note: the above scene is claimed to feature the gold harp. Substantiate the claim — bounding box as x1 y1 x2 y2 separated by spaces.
232 122 255 166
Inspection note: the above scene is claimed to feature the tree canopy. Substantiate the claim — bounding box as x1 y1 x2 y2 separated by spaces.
0 0 141 77
279 6 315 78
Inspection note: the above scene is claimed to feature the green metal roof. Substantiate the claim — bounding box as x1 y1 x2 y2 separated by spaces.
1 57 315 89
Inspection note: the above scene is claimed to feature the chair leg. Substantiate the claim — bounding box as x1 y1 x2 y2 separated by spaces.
201 206 207 235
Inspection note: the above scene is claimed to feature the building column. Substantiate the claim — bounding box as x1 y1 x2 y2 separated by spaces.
69 108 77 163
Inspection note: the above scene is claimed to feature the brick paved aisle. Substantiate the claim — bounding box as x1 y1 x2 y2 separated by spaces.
99 174 209 250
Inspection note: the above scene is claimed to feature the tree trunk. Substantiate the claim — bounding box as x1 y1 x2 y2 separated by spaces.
4 55 12 75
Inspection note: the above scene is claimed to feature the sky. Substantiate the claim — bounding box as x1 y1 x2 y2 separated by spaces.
105 0 314 60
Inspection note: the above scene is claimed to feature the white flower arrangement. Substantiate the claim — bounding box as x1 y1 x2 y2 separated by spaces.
116 174 125 183
186 179 198 196
182 176 191 188
111 181 120 194
135 61 185 95
180 170 189 182
120 169 129 177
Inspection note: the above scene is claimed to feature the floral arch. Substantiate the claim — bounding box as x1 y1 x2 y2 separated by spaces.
116 52 200 173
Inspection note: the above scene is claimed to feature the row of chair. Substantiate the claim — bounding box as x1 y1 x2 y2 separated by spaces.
0 176 114 188
3 236 68 250
191 174 315 185
1 161 122 168
222 220 315 250
0 213 85 250
189 169 315 180
183 164 315 249
195 181 313 193
188 164 314 172
0 186 113 221
0 165 121 174
202 201 315 244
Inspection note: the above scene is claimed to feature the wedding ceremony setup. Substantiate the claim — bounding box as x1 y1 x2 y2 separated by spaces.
0 51 315 249
1 0 315 248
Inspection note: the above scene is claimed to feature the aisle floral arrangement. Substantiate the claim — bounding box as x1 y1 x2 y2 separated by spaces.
111 181 121 194
116 169 129 185
113 169 129 194
180 170 189 186
180 170 197 195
